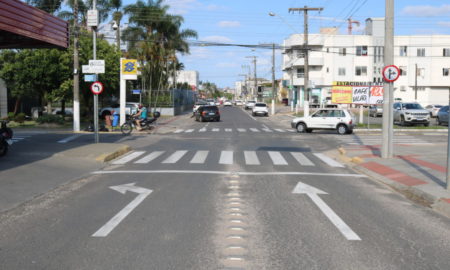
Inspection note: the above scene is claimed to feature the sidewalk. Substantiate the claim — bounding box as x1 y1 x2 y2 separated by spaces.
329 143 450 217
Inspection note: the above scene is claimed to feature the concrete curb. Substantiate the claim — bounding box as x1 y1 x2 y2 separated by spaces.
333 148 450 217
95 144 131 162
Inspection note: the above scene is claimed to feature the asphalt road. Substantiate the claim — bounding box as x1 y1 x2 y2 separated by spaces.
1 106 450 269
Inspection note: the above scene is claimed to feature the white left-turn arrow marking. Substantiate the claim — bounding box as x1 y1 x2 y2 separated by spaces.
92 183 152 237
292 182 361 241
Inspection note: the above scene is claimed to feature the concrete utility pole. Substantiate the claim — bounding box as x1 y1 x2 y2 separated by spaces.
382 0 394 158
415 64 418 101
245 56 257 99
289 6 323 117
72 0 80 132
93 0 99 143
272 43 276 115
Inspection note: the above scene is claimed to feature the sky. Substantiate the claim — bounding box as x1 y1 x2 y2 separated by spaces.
121 0 450 88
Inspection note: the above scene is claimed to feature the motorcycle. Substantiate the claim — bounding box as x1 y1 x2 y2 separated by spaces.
120 111 160 135
0 120 13 157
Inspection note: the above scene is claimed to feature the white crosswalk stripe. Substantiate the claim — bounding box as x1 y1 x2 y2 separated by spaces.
212 128 220 132
190 151 209 164
184 129 194 133
162 150 188 163
244 151 260 165
335 135 432 145
171 127 296 134
237 128 246 132
113 151 146 165
262 128 273 132
290 152 314 166
268 151 288 165
225 128 232 132
174 129 184 133
274 129 286 133
199 128 207 132
250 128 260 132
135 151 165 164
219 151 233 164
111 150 346 169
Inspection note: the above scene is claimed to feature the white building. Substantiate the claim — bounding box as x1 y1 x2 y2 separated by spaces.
174 70 199 90
282 18 450 106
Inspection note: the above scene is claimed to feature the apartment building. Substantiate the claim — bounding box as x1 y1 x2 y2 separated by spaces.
282 18 450 106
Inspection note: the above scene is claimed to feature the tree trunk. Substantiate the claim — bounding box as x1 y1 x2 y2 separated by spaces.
13 98 21 115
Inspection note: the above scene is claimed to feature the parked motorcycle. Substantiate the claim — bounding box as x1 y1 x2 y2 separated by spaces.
120 112 161 135
0 120 13 157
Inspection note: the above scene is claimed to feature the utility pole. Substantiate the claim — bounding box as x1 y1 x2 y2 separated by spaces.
72 0 80 132
289 6 323 117
415 64 418 101
92 0 99 143
272 43 276 115
382 0 394 158
245 56 257 99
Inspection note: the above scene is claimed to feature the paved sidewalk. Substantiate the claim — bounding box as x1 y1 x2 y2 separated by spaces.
329 143 450 217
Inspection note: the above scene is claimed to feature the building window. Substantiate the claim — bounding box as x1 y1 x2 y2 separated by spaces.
326 67 329 73
400 86 406 92
296 50 305 58
400 66 407 76
444 48 450 57
339 48 346 56
338 68 346 76
355 66 367 76
400 46 407 56
417 48 425 57
417 68 425 77
297 67 304 78
356 46 368 56
443 68 449 76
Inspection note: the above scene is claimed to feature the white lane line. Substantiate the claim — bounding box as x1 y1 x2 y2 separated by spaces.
250 128 260 132
93 170 367 177
212 128 220 132
174 129 184 133
58 134 82 143
262 128 273 132
219 151 234 165
112 151 146 165
313 153 344 168
190 151 209 164
134 151 165 164
237 128 246 132
225 128 232 132
275 129 286 132
199 128 207 132
268 151 288 165
161 150 188 164
244 151 260 165
291 152 314 166
184 129 194 133
287 129 296 132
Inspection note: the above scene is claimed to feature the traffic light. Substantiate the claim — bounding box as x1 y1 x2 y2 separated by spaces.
257 86 262 93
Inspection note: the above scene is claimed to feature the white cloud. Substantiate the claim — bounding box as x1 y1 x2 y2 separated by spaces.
184 47 212 60
401 5 450 17
202 35 233 43
218 21 241 28
165 0 199 15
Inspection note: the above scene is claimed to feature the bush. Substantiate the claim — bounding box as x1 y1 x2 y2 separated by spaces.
36 114 65 125
14 113 26 123
7 112 14 121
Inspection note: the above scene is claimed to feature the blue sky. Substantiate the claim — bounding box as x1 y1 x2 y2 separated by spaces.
122 0 450 88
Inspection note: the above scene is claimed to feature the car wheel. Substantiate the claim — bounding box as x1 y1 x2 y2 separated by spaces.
252 112 256 116
437 117 442 126
201 117 205 122
296 123 306 133
337 124 348 135
424 122 430 127
400 116 406 126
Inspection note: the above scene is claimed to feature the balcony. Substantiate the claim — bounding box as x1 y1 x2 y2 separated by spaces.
283 57 324 70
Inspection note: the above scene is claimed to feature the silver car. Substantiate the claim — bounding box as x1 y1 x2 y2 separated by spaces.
425 104 443 117
369 105 383 117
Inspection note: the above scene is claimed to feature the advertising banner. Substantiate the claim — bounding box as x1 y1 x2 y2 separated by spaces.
332 82 383 105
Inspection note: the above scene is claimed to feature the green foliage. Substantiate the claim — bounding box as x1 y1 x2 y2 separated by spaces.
7 112 15 120
14 113 26 123
36 114 65 125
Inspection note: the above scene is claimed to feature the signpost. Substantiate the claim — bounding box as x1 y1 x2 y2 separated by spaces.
120 59 138 125
90 81 103 142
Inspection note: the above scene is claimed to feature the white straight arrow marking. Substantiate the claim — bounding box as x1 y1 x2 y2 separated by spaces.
292 182 361 241
92 183 152 237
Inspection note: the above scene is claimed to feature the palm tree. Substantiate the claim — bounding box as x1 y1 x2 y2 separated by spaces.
26 0 62 14
108 0 123 50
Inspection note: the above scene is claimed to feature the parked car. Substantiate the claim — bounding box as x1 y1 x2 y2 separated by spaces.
369 105 383 117
99 102 139 118
194 105 220 122
291 108 355 135
193 101 207 115
252 102 269 116
393 102 430 126
425 104 443 117
244 100 256 110
52 108 73 115
437 106 449 126
224 100 232 106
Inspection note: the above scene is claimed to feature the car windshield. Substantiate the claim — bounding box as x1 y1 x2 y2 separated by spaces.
202 106 218 112
435 105 443 108
403 103 423 110
255 103 266 107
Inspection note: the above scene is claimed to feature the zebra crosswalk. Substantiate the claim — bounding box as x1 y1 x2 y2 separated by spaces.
11 135 31 143
170 127 295 134
332 135 433 146
111 150 345 168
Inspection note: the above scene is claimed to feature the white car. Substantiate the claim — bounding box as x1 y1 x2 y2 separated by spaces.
291 108 355 135
99 102 139 118
224 100 232 106
193 101 207 114
425 104 443 117
252 102 269 116
235 100 243 106
206 99 215 105
245 100 256 110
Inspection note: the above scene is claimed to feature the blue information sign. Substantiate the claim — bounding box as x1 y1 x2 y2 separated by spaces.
84 74 97 82
132 89 141 95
